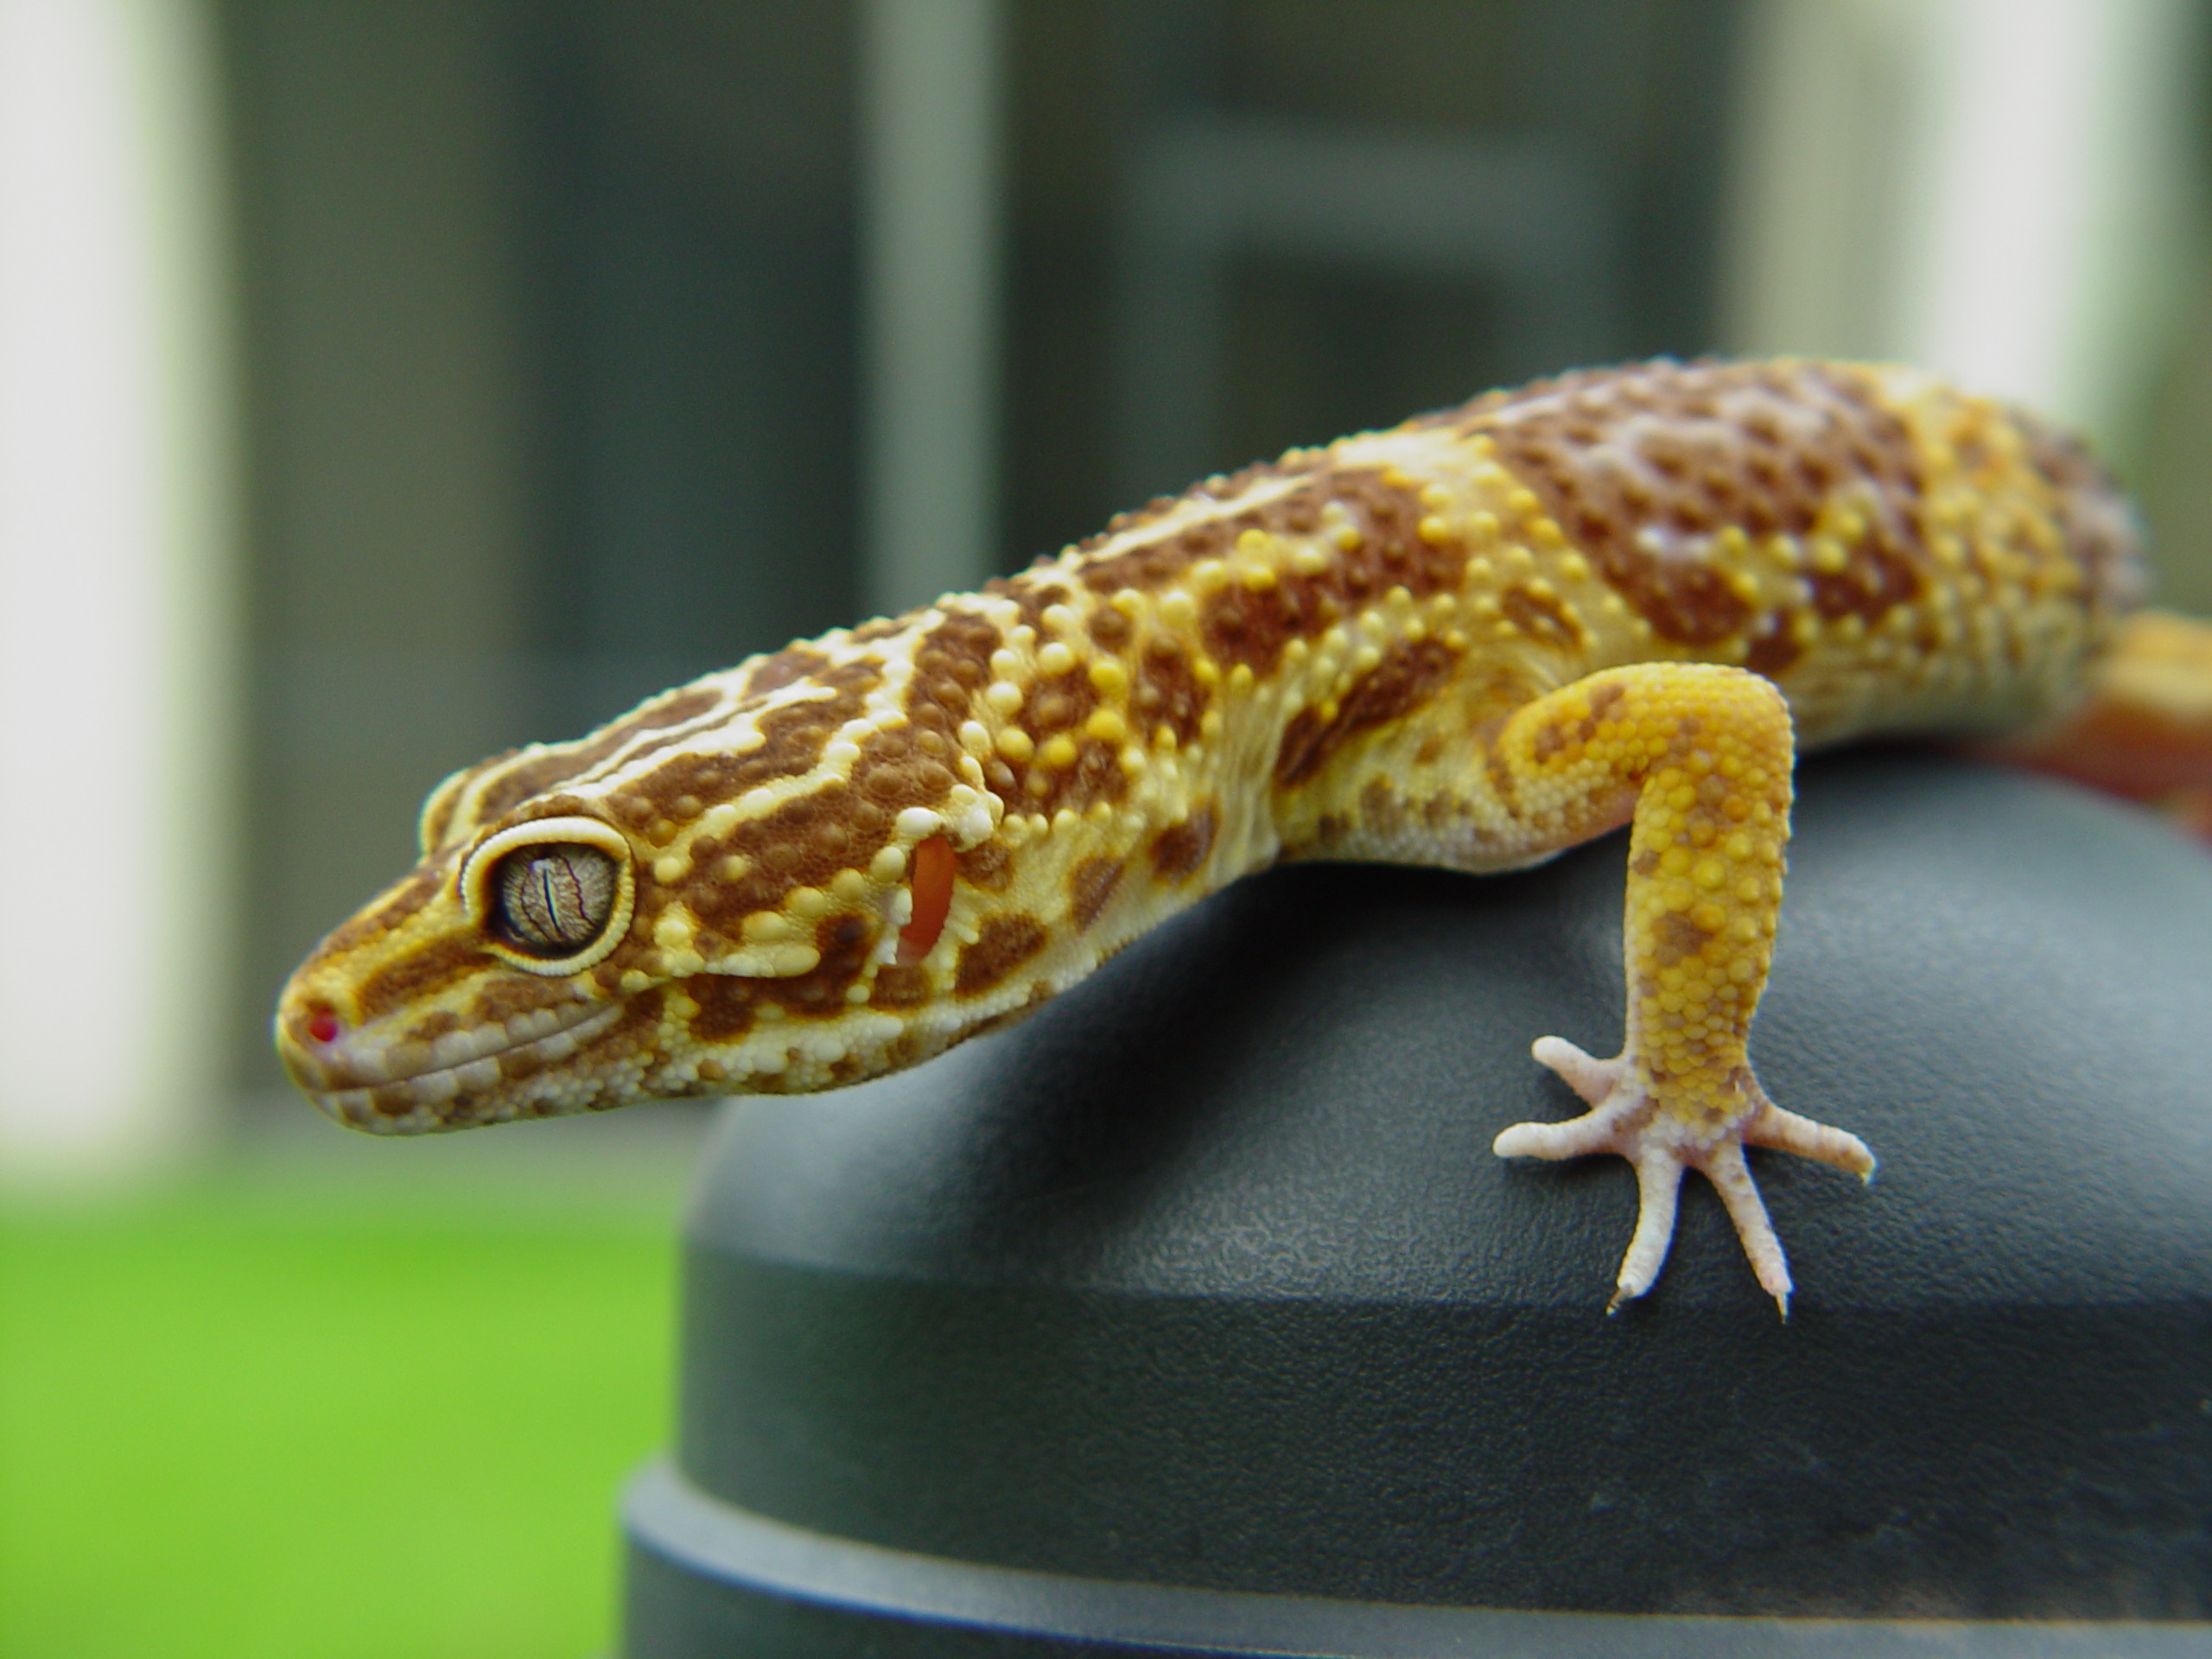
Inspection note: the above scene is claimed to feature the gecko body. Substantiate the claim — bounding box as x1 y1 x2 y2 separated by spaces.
277 358 2149 1311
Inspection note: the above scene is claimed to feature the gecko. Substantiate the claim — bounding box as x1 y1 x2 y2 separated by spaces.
276 356 2198 1316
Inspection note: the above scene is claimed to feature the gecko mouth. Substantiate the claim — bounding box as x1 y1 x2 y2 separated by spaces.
288 999 625 1122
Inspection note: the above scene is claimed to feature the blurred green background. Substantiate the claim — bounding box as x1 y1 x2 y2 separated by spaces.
7 1 2212 1654
1 1116 696 1658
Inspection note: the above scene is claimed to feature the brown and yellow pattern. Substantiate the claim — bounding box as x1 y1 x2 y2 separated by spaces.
276 357 2161 1311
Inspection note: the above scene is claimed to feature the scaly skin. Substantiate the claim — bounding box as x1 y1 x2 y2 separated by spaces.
276 358 2146 1312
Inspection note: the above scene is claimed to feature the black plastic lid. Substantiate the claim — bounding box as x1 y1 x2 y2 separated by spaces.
626 749 2212 1655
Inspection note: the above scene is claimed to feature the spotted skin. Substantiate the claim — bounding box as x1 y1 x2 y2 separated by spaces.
278 358 2158 1313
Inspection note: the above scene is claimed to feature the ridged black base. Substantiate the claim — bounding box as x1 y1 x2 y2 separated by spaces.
625 750 2212 1655
623 1464 2212 1656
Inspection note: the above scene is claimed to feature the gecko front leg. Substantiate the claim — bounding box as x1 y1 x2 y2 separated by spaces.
1484 664 1876 1316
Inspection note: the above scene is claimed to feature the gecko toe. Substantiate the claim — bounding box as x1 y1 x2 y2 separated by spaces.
1498 1046 1867 1312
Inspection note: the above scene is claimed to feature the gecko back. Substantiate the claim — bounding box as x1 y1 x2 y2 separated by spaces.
276 356 2162 1310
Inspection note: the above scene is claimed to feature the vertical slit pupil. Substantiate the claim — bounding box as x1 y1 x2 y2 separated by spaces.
496 844 617 954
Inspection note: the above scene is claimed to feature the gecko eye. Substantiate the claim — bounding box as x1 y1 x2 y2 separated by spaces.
461 816 637 976
493 845 618 955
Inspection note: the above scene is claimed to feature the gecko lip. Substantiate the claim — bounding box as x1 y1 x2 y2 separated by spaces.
287 998 624 1113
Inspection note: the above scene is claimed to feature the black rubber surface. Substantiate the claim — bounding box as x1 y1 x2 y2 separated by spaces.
626 749 2212 1653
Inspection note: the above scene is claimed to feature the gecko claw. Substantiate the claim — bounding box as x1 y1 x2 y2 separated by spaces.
1497 1043 1867 1314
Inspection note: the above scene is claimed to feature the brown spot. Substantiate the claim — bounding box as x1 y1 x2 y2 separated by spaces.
315 867 445 957
681 779 892 945
1360 778 1406 836
1001 658 1128 817
1019 662 1097 735
1017 735 1128 817
528 792 591 823
456 749 574 830
760 913 878 1018
1086 605 1132 651
1529 679 1628 766
1274 639 1459 787
868 963 934 1009
405 1009 462 1043
955 914 1048 996
1742 619 1805 678
906 610 1001 728
370 1086 416 1119
1478 359 1929 643
1420 791 1465 830
2012 406 2145 614
467 975 586 1027
983 571 1072 634
1479 719 1520 814
1183 479 1467 677
1072 486 1247 594
677 967 770 1052
1133 639 1208 747
597 986 668 1065
1297 467 1465 606
957 837 1015 892
453 687 728 835
1650 911 1715 969
353 937 490 1022
1499 586 1585 652
625 685 726 734
1150 804 1217 882
1070 453 1463 641
634 662 880 819
497 1046 550 1083
851 727 958 812
742 645 831 698
1198 573 1326 677
1068 856 1123 929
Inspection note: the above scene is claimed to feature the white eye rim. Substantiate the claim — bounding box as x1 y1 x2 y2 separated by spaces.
461 816 637 977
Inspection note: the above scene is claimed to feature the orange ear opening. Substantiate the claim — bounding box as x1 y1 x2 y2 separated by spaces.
897 836 956 965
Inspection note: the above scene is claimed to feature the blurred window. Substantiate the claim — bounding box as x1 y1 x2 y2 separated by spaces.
226 0 1739 1100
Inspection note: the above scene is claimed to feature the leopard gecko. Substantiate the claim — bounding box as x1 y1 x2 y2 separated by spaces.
276 356 2203 1315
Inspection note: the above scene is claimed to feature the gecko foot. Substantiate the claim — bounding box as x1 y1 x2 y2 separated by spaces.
1493 1037 1875 1318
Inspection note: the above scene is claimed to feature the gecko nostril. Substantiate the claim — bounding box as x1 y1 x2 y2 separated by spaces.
307 1013 342 1045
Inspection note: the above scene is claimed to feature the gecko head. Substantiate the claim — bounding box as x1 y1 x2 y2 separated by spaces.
275 802 645 1132
275 646 1025 1135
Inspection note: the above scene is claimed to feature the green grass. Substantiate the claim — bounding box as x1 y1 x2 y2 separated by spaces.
0 1174 681 1659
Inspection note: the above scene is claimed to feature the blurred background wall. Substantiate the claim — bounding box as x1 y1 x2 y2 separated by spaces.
4 0 2209 1179
1 0 240 1176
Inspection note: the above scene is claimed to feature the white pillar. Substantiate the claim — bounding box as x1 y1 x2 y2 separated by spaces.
1724 0 2199 448
0 0 240 1180
1891 0 2199 445
857 0 1005 620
